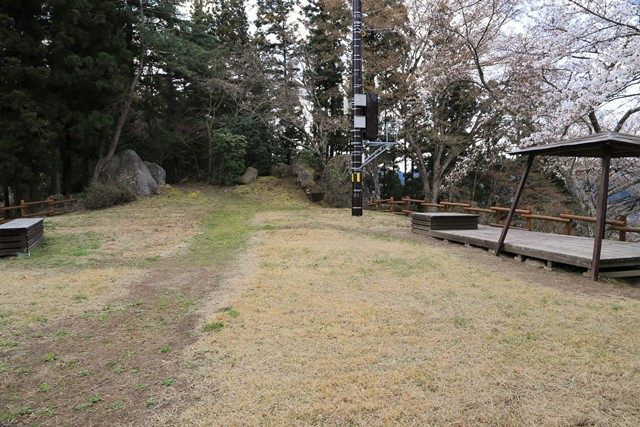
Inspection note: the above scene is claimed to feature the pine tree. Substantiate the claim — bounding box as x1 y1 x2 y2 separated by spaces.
255 0 297 83
48 0 133 192
213 0 249 48
304 0 349 157
0 0 52 201
255 0 304 162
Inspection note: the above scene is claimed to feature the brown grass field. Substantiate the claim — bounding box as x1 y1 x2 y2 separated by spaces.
1 178 640 425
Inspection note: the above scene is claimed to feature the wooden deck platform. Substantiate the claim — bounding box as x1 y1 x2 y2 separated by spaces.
414 225 640 271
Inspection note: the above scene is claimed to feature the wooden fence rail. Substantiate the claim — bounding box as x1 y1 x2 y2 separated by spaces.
370 197 639 241
0 196 77 224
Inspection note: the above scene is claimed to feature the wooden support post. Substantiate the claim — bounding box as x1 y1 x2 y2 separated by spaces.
526 207 533 231
591 153 611 281
495 155 534 256
20 200 27 218
564 211 572 235
619 215 627 242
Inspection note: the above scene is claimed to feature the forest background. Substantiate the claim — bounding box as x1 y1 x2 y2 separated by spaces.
1 0 639 221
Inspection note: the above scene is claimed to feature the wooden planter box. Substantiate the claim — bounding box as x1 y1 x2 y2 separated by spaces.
0 218 45 256
411 213 479 231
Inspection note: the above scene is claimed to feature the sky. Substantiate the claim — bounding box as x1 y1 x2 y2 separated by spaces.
179 0 309 35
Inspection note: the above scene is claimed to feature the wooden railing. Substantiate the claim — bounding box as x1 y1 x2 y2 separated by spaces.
0 196 77 224
369 197 639 242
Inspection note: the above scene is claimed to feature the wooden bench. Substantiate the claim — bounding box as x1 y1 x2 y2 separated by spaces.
0 218 45 256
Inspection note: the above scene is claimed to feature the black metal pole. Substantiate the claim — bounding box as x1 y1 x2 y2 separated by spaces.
495 155 534 256
351 0 363 216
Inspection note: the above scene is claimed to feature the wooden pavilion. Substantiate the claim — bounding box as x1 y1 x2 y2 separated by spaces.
497 131 640 281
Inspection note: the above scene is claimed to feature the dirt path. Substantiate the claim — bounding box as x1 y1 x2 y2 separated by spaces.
2 262 224 425
1 179 310 425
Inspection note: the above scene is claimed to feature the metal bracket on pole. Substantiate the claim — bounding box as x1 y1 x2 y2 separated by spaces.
360 140 401 169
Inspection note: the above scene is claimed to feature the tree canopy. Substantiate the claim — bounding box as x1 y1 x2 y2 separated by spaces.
1 0 639 220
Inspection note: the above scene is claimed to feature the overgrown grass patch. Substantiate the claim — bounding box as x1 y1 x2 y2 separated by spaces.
219 307 240 318
27 231 102 268
202 321 224 333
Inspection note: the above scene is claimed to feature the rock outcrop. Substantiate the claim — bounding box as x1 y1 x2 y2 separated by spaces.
99 150 158 196
271 163 291 178
144 161 167 186
239 167 259 185
291 153 321 190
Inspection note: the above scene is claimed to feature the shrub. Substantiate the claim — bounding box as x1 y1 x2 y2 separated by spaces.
82 181 137 210
210 130 247 185
293 149 324 173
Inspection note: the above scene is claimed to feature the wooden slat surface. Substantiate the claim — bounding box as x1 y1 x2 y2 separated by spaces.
0 218 44 255
414 225 640 268
0 218 44 234
412 213 479 219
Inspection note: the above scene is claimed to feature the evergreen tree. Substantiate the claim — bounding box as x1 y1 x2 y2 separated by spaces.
213 0 249 48
48 0 133 193
304 0 349 157
255 0 297 83
362 0 411 106
255 0 304 162
0 0 52 201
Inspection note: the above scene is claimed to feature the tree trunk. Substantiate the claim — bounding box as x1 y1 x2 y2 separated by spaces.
92 0 145 183
51 147 61 195
208 135 213 178
366 163 381 201
431 176 442 204
431 146 444 203
3 186 9 208
413 156 430 200
62 138 73 195
81 147 90 187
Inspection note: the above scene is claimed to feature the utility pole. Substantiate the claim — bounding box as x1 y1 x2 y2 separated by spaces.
351 0 364 216
349 0 392 216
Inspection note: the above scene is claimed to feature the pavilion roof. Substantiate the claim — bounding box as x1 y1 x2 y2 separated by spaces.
509 131 640 158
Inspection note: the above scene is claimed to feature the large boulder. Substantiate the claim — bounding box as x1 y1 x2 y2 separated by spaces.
271 163 291 178
297 169 316 189
99 150 158 196
322 154 377 208
144 161 167 186
292 152 321 190
239 167 258 185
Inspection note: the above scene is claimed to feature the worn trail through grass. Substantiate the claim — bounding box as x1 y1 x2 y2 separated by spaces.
0 179 306 425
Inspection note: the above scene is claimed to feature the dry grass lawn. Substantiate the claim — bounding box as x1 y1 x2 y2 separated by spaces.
182 209 640 425
0 186 209 332
2 178 640 425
